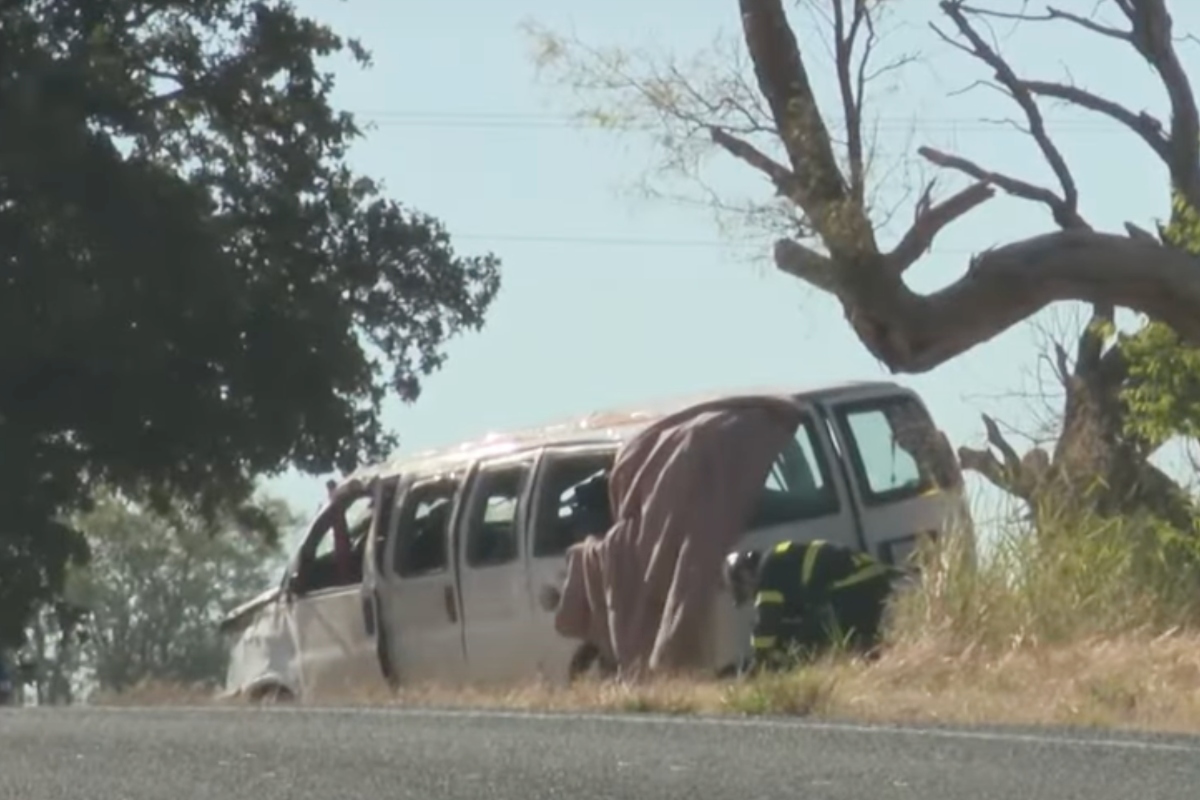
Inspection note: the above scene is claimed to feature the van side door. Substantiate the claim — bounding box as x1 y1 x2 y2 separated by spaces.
376 471 469 686
821 388 968 565
456 452 539 684
525 443 617 681
360 473 401 684
739 407 862 552
288 487 387 698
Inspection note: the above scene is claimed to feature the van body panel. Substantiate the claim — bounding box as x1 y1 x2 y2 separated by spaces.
291 584 384 696
220 593 300 699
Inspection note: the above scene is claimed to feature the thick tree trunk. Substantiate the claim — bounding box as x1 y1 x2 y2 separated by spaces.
958 321 1196 535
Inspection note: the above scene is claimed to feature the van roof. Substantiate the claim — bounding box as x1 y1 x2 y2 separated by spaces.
347 380 909 483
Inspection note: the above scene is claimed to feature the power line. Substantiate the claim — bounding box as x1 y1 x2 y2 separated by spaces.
350 109 1137 134
451 231 981 255
345 112 1105 254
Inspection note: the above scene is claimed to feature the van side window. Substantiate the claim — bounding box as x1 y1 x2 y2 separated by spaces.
393 480 458 578
531 451 616 558
837 395 939 503
298 492 373 593
749 417 839 528
465 463 531 568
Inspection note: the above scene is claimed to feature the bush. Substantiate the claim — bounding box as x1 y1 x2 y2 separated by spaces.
888 503 1200 651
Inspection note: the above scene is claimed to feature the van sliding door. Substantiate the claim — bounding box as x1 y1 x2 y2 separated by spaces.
524 444 617 682
376 472 469 686
456 452 539 684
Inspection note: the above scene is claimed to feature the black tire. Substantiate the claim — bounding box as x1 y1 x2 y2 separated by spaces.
568 643 616 683
248 684 294 705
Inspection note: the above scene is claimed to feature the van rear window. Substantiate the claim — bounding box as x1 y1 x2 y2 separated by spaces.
532 451 617 558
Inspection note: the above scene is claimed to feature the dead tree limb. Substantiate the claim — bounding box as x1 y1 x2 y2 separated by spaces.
731 0 1200 374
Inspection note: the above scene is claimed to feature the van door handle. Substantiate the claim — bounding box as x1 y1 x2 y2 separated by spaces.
443 585 458 623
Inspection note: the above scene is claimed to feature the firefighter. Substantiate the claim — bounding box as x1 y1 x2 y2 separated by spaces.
725 539 901 672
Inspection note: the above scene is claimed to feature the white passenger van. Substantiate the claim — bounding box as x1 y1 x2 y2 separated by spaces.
220 382 971 701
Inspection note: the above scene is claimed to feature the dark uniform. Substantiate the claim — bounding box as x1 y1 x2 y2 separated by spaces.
749 539 898 671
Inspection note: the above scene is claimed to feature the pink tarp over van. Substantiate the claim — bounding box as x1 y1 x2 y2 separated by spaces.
553 395 805 679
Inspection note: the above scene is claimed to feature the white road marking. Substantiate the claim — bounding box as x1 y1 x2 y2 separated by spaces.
56 703 1200 754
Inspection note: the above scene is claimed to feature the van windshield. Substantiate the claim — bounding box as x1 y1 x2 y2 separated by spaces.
835 394 949 504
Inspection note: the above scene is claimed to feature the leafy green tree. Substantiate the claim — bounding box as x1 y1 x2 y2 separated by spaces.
1120 195 1200 465
0 0 501 646
68 491 293 694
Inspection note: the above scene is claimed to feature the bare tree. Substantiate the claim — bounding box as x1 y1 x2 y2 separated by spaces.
729 0 1200 373
528 0 1200 527
914 2 1196 528
532 0 1200 365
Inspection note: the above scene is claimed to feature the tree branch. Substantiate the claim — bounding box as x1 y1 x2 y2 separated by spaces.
958 4 1133 43
708 126 796 196
937 2 1087 230
786 228 1200 373
773 239 839 293
886 181 995 272
1020 80 1170 163
918 146 1078 226
738 0 876 259
1120 0 1200 204
958 445 1015 493
981 412 1021 471
731 0 1200 377
958 412 1036 500
831 0 869 205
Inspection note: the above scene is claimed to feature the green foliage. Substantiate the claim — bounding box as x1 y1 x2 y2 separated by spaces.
68 491 294 693
0 0 501 645
1120 322 1200 445
891 507 1200 649
1119 192 1200 448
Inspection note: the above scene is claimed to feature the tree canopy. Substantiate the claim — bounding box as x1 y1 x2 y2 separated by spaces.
76 492 291 695
0 0 501 646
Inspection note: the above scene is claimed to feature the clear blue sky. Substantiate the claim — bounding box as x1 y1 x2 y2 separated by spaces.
268 0 1196 534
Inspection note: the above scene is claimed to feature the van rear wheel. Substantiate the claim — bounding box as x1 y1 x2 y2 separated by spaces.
568 643 616 683
248 684 294 705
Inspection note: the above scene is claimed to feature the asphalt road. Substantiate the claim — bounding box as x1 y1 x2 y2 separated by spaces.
2 706 1200 800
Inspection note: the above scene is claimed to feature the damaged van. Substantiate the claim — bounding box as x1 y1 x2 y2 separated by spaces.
220 381 972 701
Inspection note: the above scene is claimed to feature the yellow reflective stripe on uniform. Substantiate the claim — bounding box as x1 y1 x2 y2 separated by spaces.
801 540 826 586
751 636 777 649
754 590 784 606
831 561 891 590
773 540 793 555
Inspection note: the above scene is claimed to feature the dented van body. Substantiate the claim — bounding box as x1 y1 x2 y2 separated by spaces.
219 381 972 701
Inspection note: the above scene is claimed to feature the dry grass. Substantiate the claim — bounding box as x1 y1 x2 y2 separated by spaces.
93 632 1200 733
93 507 1200 734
